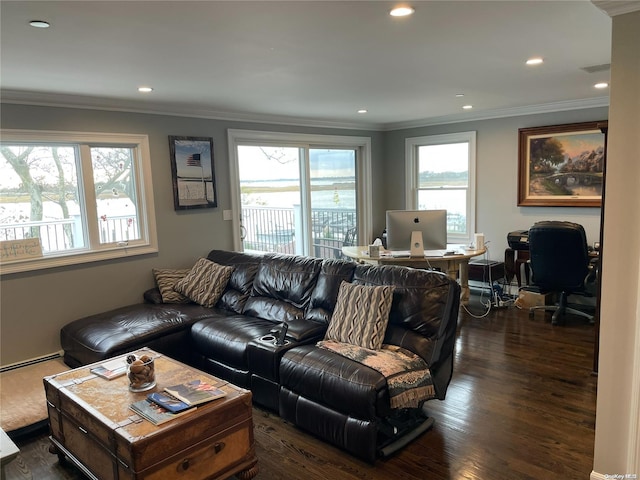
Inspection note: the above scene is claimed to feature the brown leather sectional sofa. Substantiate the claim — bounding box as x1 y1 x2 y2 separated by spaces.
60 249 460 462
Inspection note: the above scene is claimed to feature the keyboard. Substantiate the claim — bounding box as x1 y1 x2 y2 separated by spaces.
390 250 450 258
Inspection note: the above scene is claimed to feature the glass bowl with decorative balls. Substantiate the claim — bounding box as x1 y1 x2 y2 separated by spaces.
126 353 156 392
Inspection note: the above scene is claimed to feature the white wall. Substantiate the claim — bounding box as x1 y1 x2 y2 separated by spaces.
383 107 608 261
592 10 640 479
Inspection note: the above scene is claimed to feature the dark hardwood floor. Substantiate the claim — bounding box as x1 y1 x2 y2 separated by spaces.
3 298 597 480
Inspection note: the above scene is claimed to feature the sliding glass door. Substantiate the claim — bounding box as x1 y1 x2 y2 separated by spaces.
229 130 371 259
236 146 357 258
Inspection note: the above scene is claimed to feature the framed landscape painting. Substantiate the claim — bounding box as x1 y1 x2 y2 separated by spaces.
517 121 607 207
169 136 217 210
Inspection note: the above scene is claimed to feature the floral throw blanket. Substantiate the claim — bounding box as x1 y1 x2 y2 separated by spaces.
317 339 436 409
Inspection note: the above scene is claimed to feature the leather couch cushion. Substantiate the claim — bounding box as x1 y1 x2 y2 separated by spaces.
207 250 262 314
174 258 234 307
305 259 356 324
324 282 394 350
353 264 457 339
60 303 217 366
280 345 389 419
191 315 275 370
152 268 191 303
143 287 164 304
244 254 322 322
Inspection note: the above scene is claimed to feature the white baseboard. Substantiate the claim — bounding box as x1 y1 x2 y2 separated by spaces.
591 472 606 480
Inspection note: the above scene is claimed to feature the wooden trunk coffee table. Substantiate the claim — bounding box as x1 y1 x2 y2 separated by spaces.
44 348 258 480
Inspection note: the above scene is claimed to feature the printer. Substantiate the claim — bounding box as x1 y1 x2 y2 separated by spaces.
507 230 529 250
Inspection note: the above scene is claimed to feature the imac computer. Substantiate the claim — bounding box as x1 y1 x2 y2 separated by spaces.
386 209 447 257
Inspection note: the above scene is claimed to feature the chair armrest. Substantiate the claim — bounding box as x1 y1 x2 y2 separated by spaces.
584 258 600 294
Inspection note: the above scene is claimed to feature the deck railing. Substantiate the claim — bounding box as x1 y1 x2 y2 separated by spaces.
242 206 357 257
0 215 138 253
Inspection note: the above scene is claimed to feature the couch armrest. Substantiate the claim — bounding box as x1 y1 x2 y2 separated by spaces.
287 319 327 343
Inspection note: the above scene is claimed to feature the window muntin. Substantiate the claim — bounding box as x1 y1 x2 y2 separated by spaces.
0 130 157 274
406 132 476 245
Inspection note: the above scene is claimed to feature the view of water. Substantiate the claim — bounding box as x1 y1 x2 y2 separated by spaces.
242 179 356 209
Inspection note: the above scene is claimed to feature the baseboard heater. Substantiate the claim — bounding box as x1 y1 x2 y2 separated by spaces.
0 351 63 373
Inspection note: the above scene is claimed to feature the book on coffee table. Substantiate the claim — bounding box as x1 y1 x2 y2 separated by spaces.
147 392 193 413
164 379 226 406
90 357 127 380
129 398 193 425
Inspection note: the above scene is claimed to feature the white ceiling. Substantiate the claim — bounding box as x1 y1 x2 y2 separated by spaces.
0 1 618 130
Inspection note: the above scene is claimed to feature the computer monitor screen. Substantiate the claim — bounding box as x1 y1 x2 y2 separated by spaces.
386 209 447 252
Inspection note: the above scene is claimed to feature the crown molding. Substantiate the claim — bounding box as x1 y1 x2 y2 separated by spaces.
381 97 610 131
592 0 640 16
1 89 609 133
0 89 379 132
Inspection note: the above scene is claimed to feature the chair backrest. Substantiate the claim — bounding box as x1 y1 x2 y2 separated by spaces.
528 221 590 292
343 226 357 247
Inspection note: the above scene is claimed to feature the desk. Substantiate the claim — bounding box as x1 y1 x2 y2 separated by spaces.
341 246 486 303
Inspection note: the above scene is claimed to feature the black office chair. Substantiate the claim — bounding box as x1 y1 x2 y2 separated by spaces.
527 221 597 325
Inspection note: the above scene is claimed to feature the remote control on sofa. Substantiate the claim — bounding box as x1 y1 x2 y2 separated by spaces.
275 322 288 345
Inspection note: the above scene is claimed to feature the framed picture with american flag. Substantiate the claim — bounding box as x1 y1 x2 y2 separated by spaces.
169 136 217 210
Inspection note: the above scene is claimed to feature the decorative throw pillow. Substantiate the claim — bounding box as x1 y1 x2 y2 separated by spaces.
153 268 192 304
324 281 395 350
173 258 235 308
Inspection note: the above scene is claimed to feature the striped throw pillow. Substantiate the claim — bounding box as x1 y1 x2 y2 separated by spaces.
173 258 235 308
153 268 191 303
324 281 394 350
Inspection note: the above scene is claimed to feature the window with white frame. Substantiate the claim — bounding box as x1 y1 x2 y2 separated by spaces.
0 130 157 274
405 131 476 245
227 129 372 257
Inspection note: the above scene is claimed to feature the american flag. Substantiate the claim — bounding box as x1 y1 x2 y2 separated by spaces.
186 153 201 167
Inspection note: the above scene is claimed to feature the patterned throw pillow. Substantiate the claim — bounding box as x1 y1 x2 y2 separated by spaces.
153 268 192 303
324 281 395 350
173 258 235 308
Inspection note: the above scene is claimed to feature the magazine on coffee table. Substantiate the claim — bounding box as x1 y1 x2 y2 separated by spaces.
90 357 127 380
164 379 226 406
129 398 193 425
147 392 194 413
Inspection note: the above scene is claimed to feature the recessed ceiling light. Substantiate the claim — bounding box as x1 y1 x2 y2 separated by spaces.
138 87 153 93
462 105 473 110
357 109 368 114
526 57 544 66
455 93 465 98
594 82 609 89
390 6 415 17
29 20 50 28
